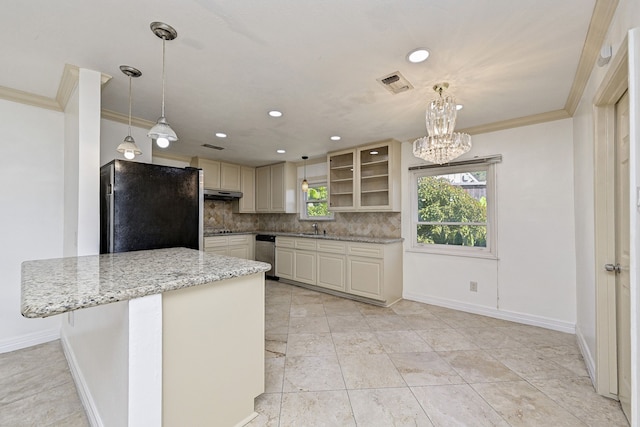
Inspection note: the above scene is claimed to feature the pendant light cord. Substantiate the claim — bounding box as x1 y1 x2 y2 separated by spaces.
127 76 132 136
161 39 166 118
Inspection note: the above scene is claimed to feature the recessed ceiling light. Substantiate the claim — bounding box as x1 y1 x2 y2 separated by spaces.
407 48 430 63
456 104 463 111
268 110 283 118
330 136 341 141
215 132 227 138
276 149 286 154
370 150 379 155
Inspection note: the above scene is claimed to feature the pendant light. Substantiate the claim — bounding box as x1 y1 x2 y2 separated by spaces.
147 22 178 148
117 65 143 160
413 82 472 164
301 156 309 193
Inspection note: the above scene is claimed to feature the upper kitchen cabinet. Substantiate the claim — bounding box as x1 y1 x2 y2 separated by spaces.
233 166 256 213
256 162 297 213
190 157 241 191
220 162 241 191
327 139 401 212
328 150 355 211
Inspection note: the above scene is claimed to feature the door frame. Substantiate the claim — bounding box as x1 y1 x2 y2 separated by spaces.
594 35 628 400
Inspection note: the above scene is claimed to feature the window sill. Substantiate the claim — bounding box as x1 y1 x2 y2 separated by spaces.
405 246 498 260
298 217 335 222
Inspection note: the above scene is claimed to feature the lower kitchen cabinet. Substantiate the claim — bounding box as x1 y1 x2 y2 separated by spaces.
275 236 402 306
317 252 346 291
294 250 316 285
204 234 254 260
275 247 294 279
347 256 383 299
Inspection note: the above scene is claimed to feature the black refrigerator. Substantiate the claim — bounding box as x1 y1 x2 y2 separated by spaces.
100 160 203 254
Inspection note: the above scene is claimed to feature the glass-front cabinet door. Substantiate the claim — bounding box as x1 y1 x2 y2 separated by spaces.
359 145 390 209
328 151 355 210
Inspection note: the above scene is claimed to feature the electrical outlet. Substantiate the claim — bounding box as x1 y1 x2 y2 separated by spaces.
470 281 478 292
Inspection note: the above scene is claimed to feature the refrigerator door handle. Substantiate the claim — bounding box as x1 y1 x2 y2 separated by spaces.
108 163 115 253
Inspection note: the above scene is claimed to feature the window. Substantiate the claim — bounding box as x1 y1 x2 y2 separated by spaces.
411 162 496 257
299 180 334 221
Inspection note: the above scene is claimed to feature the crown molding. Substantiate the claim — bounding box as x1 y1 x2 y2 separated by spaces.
150 151 192 162
456 109 571 136
101 108 156 128
1 64 112 112
564 0 619 115
0 85 62 111
55 64 79 110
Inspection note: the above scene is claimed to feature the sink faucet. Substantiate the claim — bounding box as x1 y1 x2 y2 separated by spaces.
312 222 318 235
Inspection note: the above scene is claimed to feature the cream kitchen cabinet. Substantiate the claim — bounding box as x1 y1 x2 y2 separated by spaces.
316 240 347 292
293 238 317 285
234 166 256 213
255 162 297 213
275 236 402 306
191 157 241 192
327 139 401 212
204 234 254 260
220 162 241 191
274 247 294 280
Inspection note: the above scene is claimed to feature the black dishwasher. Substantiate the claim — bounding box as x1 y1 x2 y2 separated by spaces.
255 235 278 280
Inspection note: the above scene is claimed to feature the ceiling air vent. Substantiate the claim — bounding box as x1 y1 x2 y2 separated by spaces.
377 71 414 94
202 144 224 150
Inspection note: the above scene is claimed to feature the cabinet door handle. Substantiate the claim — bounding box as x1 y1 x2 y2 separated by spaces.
605 263 621 273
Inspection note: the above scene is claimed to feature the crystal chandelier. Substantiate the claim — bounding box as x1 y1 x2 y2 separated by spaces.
413 83 471 164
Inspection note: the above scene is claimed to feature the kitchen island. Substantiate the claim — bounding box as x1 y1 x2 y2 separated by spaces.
21 247 270 427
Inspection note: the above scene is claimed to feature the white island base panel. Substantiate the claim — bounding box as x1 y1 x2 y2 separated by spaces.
61 273 265 427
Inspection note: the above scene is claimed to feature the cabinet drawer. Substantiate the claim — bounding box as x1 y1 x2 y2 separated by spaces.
204 236 228 248
316 240 347 254
348 243 384 258
228 234 251 245
276 237 295 248
295 238 317 251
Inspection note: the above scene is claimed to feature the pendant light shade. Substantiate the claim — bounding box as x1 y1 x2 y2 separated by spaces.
301 156 309 193
147 22 178 148
117 65 143 160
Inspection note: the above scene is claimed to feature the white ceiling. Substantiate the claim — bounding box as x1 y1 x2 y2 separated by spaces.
3 0 596 166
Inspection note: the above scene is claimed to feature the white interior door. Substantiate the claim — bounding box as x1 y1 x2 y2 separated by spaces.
615 90 631 422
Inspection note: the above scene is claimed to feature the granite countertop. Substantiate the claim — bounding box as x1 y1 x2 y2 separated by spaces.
255 231 403 244
203 230 402 244
21 247 271 319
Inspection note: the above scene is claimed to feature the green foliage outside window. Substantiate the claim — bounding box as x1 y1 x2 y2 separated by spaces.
306 185 330 217
417 176 487 247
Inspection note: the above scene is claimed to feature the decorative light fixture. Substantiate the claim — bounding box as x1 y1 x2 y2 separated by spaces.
413 83 472 164
301 156 309 193
147 22 178 149
117 65 143 160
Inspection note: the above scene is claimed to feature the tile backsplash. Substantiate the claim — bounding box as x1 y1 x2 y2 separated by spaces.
204 200 401 238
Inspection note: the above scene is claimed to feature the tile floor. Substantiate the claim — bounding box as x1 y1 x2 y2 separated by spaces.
0 279 629 426
248 280 629 426
0 341 88 426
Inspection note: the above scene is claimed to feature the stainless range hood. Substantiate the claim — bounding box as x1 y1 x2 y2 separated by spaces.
203 189 243 201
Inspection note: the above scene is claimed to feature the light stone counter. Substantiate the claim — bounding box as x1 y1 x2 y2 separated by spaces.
256 231 403 244
21 247 270 318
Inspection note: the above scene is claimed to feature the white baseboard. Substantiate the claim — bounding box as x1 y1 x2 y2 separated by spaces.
403 292 576 334
61 333 103 427
0 328 60 353
575 325 596 385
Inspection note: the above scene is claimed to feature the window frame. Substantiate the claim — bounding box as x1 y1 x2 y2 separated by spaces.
299 178 335 221
410 162 497 259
